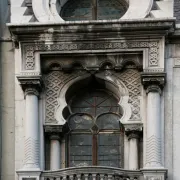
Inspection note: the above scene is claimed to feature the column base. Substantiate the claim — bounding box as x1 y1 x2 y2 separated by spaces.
141 168 167 180
17 170 41 180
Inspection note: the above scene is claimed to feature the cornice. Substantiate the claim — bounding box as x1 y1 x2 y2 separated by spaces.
8 18 175 41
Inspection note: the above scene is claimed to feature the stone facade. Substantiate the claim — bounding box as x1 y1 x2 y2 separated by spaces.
1 0 180 180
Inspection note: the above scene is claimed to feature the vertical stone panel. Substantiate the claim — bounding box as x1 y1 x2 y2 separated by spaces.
0 0 15 180
174 0 180 23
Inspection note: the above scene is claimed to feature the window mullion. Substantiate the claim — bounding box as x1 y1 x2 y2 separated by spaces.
92 0 97 20
92 134 98 165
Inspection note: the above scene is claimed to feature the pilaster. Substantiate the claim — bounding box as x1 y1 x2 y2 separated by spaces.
141 73 167 179
16 75 43 179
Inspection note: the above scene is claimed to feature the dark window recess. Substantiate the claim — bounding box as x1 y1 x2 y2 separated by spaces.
61 0 128 21
67 89 124 168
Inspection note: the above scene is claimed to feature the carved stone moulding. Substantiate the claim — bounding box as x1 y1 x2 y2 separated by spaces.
22 40 160 71
41 54 143 73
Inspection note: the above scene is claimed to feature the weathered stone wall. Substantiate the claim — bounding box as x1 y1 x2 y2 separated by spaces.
174 0 180 23
164 43 180 180
0 0 15 180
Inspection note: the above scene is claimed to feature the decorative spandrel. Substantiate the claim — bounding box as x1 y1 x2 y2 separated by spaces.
61 0 128 21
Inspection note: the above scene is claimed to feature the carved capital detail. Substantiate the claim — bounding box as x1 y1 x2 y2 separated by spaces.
124 123 143 139
17 75 43 93
25 88 39 97
141 72 166 91
49 134 61 141
127 132 140 140
44 125 63 133
146 84 162 94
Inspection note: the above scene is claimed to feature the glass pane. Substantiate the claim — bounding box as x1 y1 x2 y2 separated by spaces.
61 0 128 21
98 134 123 167
70 89 121 118
98 0 127 20
69 134 92 167
69 114 93 130
96 113 120 129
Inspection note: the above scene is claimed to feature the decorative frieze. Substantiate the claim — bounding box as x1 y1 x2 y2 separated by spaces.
23 40 160 70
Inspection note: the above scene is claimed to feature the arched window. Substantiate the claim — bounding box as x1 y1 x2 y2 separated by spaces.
67 89 124 167
61 0 128 21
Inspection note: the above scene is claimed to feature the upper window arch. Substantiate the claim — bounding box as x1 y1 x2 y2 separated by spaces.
61 0 128 21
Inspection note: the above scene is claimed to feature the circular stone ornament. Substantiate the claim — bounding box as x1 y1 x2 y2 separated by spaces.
32 0 153 22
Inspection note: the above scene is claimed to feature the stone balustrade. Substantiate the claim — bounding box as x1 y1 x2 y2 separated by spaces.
41 166 143 180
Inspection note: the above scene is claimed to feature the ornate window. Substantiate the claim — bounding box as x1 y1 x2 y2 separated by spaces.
67 89 124 167
61 0 128 21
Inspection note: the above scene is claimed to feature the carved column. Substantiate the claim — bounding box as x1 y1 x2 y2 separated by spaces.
24 87 40 169
141 73 166 168
125 124 142 170
44 125 64 170
128 132 139 170
50 134 61 170
17 76 42 171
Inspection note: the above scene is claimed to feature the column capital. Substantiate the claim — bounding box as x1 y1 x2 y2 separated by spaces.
124 123 143 139
44 124 68 138
17 74 43 93
146 84 162 94
50 134 61 141
127 131 141 140
141 72 166 91
25 88 39 97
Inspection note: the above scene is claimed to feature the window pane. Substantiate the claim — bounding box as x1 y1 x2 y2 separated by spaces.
69 114 93 130
61 0 128 21
96 113 120 129
69 134 92 167
98 134 123 167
